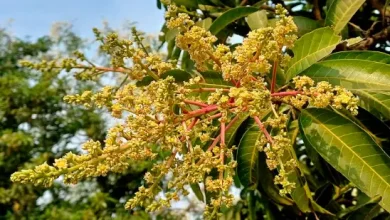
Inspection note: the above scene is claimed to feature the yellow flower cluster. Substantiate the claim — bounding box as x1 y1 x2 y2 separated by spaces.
11 4 360 219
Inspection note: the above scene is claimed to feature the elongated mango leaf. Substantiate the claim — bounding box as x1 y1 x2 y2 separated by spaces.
302 51 390 118
237 125 260 188
325 0 365 34
324 51 390 63
299 108 390 212
354 90 390 120
246 10 268 30
190 183 205 202
136 69 192 86
209 7 258 35
285 27 341 82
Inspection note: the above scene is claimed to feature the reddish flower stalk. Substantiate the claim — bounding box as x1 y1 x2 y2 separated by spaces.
207 115 240 151
271 91 302 97
183 99 209 107
254 116 274 144
182 105 219 121
208 113 222 120
271 60 278 94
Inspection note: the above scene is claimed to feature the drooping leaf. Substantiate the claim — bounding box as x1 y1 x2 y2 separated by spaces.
190 183 205 202
246 10 268 30
136 69 192 86
209 7 258 35
325 0 365 34
237 125 260 188
302 51 390 118
285 27 341 82
299 108 390 212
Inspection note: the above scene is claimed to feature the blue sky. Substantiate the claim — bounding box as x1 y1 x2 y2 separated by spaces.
0 0 165 39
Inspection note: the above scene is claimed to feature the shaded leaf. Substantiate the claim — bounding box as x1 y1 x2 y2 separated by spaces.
325 0 365 34
299 108 390 212
209 7 258 35
237 125 260 188
285 27 341 82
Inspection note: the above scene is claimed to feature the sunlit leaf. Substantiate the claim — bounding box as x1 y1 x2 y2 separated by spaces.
285 27 341 82
325 0 365 34
299 108 390 212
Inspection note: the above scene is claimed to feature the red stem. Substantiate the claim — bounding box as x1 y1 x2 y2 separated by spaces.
271 60 278 94
254 116 274 144
208 113 222 120
183 99 209 107
183 105 219 121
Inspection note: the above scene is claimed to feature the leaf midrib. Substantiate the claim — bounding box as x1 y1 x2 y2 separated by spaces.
303 110 390 193
333 1 363 32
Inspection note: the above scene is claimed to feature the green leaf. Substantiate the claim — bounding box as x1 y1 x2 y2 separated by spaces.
324 51 390 63
292 16 321 37
190 183 205 202
246 10 268 30
165 28 179 42
195 18 213 30
354 90 390 120
302 51 390 118
209 7 258 35
285 27 341 82
299 108 390 212
136 69 192 86
237 125 260 188
325 0 365 34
